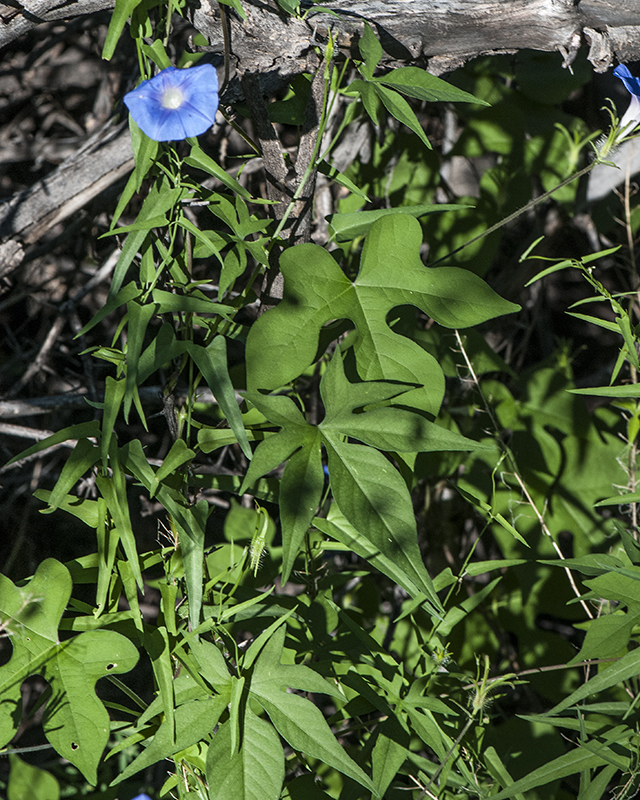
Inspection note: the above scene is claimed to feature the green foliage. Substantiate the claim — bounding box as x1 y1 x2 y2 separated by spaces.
346 24 488 150
7 755 60 800
0 560 139 784
246 214 518 409
6 6 640 800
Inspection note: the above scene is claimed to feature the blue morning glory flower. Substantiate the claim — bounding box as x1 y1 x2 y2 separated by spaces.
613 64 640 135
131 794 152 800
124 64 219 142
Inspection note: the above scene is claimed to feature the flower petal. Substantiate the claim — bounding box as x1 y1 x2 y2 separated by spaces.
621 93 640 134
614 64 640 98
124 64 219 142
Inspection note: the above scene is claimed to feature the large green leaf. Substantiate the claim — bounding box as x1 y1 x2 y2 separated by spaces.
315 507 426 601
8 755 60 800
0 560 139 784
0 560 72 747
43 630 139 785
112 695 228 784
248 627 377 794
371 717 410 797
242 353 475 593
327 204 470 243
246 215 518 414
319 350 494 454
206 709 285 800
325 437 442 613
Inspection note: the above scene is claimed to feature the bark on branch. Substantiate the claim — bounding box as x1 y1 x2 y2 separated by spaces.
3 0 640 78
2 0 640 277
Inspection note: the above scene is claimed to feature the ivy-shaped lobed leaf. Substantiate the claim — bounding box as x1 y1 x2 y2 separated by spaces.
245 214 520 415
246 626 378 796
242 352 491 605
0 559 72 749
0 560 139 785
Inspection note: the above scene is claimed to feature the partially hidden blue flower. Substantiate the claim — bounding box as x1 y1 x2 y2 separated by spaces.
613 64 640 135
131 794 152 800
124 64 219 142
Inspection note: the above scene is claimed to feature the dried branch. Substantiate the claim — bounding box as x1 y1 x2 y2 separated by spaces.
0 120 133 278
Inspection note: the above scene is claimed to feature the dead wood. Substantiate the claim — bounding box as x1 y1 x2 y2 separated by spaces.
0 120 133 278
3 0 640 82
1 0 638 280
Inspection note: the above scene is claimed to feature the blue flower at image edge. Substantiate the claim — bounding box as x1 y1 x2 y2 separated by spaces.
124 64 219 142
613 64 640 134
131 794 152 800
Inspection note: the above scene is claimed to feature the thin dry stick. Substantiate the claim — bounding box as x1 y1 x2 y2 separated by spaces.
409 773 439 800
511 471 593 620
427 161 597 268
456 656 620 692
454 330 594 620
8 313 65 398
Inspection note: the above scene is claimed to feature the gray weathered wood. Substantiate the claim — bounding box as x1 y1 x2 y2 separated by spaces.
2 0 640 76
2 0 640 278
0 120 133 277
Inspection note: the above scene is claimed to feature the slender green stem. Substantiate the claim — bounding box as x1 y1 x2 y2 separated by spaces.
417 715 475 799
426 160 599 268
0 743 54 756
107 674 148 709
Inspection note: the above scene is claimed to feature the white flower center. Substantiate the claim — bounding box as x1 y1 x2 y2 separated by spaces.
161 87 184 110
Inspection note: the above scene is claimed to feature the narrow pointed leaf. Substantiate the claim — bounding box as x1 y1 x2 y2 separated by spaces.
373 84 432 148
375 66 489 105
112 695 227 784
324 437 442 613
188 338 251 458
5 421 100 467
358 23 382 80
206 710 285 800
250 627 375 794
490 743 627 800
546 648 640 715
280 434 324 583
